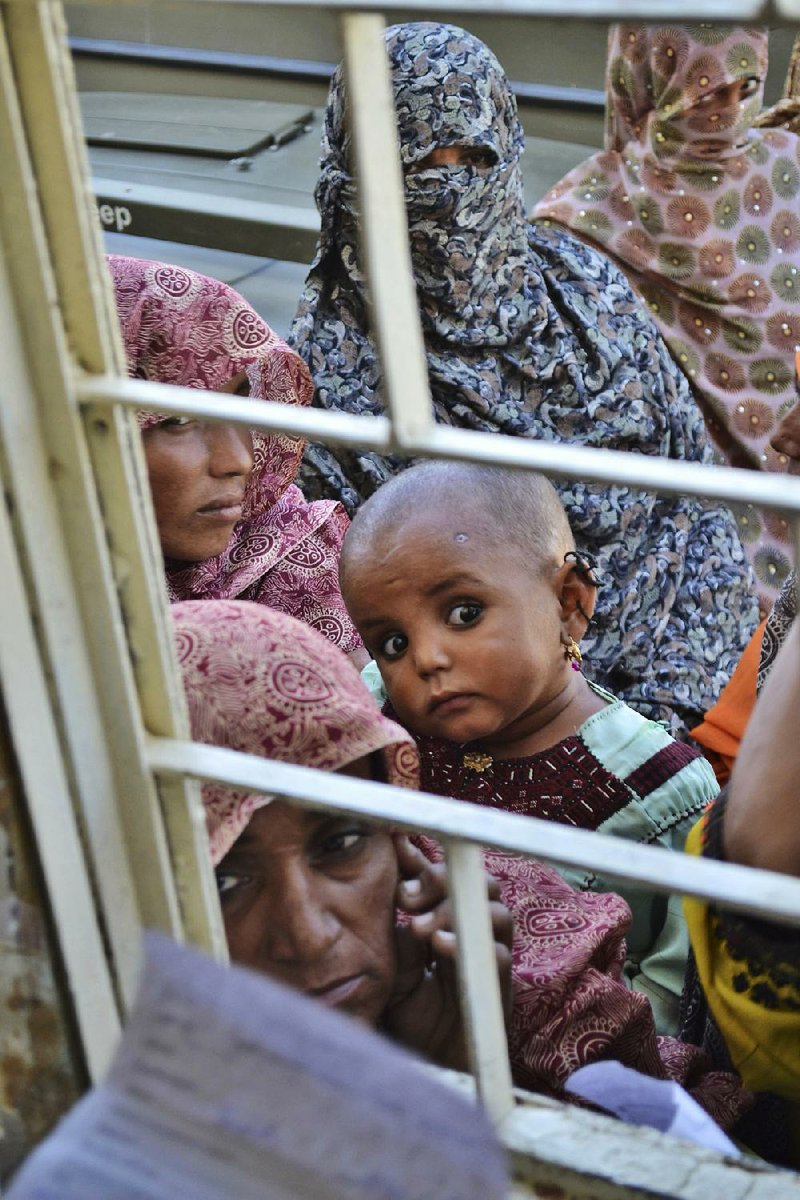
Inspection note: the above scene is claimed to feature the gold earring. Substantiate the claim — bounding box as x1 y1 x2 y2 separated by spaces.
564 636 583 671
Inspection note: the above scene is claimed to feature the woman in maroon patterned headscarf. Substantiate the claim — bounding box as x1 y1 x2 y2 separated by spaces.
172 598 747 1129
109 255 363 659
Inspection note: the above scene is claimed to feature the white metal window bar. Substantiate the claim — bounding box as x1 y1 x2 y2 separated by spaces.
36 0 800 23
1 1 800 1194
0 0 227 1004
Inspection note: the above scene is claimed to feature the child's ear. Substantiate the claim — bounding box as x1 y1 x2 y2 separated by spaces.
557 562 597 637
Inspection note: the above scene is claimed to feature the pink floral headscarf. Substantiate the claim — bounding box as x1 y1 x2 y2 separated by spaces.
533 25 800 613
172 600 418 862
109 256 361 652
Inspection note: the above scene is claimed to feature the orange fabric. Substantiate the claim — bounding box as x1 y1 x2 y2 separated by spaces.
689 620 766 786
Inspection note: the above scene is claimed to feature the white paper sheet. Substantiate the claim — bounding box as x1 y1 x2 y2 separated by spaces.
566 1060 740 1158
9 933 508 1199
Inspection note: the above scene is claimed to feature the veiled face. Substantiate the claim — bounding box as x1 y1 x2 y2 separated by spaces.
687 74 761 159
410 145 497 172
323 22 523 176
215 769 399 1027
385 22 522 172
605 24 767 162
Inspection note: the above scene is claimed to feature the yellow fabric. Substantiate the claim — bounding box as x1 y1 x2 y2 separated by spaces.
684 820 800 1120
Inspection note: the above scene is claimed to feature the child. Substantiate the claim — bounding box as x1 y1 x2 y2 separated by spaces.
340 461 720 1035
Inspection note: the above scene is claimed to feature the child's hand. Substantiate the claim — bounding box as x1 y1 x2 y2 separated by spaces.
383 835 513 1072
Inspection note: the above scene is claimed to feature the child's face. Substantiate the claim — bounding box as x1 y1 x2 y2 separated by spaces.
343 513 574 751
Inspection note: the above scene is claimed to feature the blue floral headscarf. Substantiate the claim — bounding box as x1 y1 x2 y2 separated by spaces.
290 22 758 734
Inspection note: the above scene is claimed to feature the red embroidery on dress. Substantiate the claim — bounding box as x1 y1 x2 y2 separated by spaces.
418 735 634 831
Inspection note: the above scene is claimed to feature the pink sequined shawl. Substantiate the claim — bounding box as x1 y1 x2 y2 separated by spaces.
533 25 800 610
109 255 360 652
173 599 746 1128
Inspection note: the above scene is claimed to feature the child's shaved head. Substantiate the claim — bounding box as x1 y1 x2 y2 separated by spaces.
340 460 574 591
340 462 599 754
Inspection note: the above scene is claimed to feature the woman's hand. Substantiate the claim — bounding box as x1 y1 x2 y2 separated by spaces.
726 617 800 875
382 835 513 1072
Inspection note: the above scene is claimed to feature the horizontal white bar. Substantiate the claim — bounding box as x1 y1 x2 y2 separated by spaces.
147 736 800 926
407 423 800 513
31 0 769 16
79 375 393 451
92 176 320 238
501 1098 800 1196
79 374 800 513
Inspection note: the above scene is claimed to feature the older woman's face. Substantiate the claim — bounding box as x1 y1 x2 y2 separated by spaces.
215 790 399 1026
142 371 254 562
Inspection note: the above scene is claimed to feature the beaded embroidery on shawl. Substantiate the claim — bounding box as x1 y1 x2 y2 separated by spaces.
534 25 800 611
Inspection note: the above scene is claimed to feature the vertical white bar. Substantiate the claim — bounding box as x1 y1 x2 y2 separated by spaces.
341 11 433 444
0 7 148 1004
0 456 120 1080
2 0 225 960
444 839 515 1125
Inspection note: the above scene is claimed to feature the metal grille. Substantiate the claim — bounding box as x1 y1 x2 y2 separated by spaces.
1 2 800 1194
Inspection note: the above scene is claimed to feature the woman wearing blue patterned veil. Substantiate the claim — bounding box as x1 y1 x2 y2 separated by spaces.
290 21 758 735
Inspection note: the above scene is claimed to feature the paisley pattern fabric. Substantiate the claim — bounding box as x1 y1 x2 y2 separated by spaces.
171 600 417 863
397 684 716 1035
416 834 745 1125
493 847 743 1127
109 255 360 653
533 25 800 613
290 21 758 735
173 599 746 1127
758 569 797 690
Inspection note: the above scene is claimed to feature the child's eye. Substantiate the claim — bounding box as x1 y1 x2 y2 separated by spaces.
379 632 408 660
739 76 760 100
447 603 482 627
